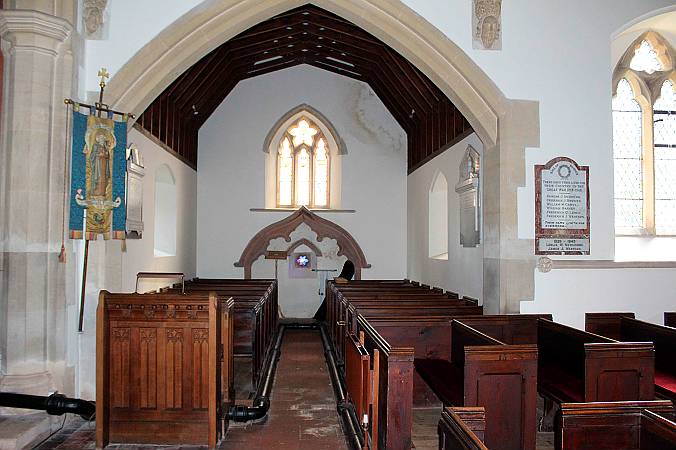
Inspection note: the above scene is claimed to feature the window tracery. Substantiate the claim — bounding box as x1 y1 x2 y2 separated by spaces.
277 117 331 208
613 32 676 236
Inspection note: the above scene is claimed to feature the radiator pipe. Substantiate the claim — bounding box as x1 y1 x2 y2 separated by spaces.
0 392 95 421
319 324 364 450
228 324 285 422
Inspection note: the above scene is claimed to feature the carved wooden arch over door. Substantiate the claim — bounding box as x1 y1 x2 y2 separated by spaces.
235 207 370 279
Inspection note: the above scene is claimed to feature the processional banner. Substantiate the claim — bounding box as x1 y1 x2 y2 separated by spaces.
69 106 127 240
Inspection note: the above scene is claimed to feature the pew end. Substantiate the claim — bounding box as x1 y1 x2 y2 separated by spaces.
556 400 675 450
438 407 488 450
584 342 655 401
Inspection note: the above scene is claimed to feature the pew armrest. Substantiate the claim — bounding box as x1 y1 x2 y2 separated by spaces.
584 342 655 401
438 407 488 450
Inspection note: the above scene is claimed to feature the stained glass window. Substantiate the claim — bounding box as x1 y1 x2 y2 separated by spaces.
277 116 331 208
629 40 664 75
613 79 643 231
654 80 676 234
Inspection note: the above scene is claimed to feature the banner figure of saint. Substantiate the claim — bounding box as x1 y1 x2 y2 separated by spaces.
69 105 127 240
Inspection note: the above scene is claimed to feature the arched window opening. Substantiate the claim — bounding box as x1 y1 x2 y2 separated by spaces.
276 117 331 208
613 78 644 231
654 80 676 235
154 164 177 257
613 31 676 236
429 172 448 260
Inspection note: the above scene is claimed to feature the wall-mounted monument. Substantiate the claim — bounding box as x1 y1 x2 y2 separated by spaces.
125 143 145 238
535 157 590 255
455 145 481 247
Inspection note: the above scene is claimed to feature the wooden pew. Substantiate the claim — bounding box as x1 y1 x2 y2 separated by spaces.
585 313 676 402
666 312 676 328
96 291 234 449
344 331 371 445
414 320 538 450
557 400 676 450
326 279 485 449
164 278 278 389
456 314 552 344
538 318 655 404
585 312 636 340
357 317 415 450
438 407 488 450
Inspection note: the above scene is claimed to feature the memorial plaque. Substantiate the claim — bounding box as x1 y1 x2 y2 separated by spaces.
456 145 481 247
535 157 590 255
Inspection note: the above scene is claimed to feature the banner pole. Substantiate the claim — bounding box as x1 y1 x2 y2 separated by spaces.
78 240 89 332
77 68 110 333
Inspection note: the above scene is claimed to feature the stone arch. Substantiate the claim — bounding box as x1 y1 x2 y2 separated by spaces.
263 104 346 155
104 0 505 147
235 207 369 279
287 238 324 257
104 0 540 313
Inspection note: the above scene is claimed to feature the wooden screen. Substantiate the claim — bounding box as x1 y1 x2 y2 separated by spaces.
96 291 234 449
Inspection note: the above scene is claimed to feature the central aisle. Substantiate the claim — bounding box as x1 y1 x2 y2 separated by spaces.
222 329 349 449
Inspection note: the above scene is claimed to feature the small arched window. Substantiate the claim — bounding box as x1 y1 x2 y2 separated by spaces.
613 32 676 235
277 117 330 208
154 164 177 257
429 171 448 260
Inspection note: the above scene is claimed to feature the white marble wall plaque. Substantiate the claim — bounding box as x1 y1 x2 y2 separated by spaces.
535 157 590 255
456 146 481 247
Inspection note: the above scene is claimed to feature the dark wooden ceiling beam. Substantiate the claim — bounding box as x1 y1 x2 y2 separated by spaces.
138 4 472 171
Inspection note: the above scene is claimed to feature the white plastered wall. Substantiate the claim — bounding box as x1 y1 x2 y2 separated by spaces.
196 65 407 287
407 133 484 300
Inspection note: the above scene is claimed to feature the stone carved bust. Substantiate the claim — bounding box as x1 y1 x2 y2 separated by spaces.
83 0 108 38
474 0 502 50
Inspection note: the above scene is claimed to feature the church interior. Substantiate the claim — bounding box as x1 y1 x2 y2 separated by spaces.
1 0 676 449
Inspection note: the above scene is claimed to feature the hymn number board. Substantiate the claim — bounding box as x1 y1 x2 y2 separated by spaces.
535 157 590 255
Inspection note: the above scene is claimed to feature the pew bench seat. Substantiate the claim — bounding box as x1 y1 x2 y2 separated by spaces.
539 365 584 403
656 371 676 398
414 358 464 406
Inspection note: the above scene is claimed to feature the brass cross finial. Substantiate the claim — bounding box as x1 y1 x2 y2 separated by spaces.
98 68 110 88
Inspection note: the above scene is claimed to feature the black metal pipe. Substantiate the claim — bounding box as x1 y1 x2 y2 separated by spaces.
0 392 95 420
228 324 285 422
319 324 364 450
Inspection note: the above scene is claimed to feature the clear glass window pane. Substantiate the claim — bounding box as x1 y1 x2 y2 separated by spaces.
296 147 311 206
613 79 643 231
278 137 293 206
313 138 329 207
654 80 676 234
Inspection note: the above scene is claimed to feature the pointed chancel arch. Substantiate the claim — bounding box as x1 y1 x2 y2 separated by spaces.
104 0 541 314
235 207 370 279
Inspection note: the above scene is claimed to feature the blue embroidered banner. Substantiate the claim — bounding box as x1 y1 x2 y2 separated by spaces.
69 106 127 240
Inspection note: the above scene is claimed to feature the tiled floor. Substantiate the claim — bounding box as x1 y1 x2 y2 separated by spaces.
34 329 349 450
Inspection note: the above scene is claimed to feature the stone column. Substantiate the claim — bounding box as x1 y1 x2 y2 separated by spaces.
482 99 540 314
0 8 75 398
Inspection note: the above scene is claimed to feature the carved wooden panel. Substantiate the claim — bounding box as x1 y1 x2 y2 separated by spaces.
97 292 234 448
